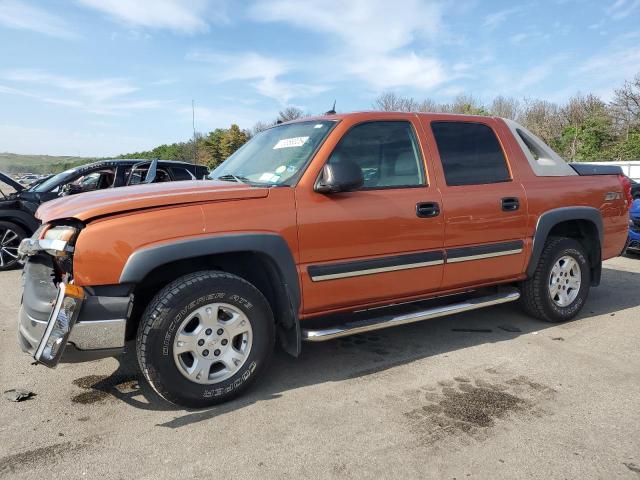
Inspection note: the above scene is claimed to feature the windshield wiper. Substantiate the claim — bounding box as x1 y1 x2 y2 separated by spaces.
216 174 248 184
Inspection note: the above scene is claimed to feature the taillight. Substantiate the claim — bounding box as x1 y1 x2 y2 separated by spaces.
619 175 633 206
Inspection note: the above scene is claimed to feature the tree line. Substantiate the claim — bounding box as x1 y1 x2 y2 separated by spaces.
118 107 305 170
119 72 640 168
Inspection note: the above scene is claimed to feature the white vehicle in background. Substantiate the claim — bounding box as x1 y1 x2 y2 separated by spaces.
17 174 41 186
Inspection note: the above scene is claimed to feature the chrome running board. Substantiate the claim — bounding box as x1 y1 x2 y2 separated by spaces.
301 287 520 342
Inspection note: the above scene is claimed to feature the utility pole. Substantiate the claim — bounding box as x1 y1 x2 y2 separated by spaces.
192 99 197 164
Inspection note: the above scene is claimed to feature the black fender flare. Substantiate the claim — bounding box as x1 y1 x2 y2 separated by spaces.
119 233 302 356
0 209 40 234
527 206 603 283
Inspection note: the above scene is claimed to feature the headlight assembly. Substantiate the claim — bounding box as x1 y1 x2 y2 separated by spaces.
18 224 79 258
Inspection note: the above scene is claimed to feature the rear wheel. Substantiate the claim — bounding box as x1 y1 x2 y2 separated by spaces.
136 271 275 408
0 221 26 271
520 237 590 322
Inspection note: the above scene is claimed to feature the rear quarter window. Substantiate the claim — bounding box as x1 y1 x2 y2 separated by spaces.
431 121 511 186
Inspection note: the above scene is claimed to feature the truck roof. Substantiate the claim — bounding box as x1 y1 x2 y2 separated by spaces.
282 111 503 125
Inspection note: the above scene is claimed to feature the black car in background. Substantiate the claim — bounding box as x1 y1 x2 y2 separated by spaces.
0 159 208 270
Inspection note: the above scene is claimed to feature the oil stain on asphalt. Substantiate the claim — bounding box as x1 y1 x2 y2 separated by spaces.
399 375 556 446
71 374 138 404
0 438 97 476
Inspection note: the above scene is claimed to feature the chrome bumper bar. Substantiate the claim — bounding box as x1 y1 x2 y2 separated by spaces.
18 306 127 362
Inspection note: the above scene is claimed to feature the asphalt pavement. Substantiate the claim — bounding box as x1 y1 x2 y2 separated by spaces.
1 256 639 479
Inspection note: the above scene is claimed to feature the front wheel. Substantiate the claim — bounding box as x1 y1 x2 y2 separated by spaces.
136 271 275 408
520 237 591 323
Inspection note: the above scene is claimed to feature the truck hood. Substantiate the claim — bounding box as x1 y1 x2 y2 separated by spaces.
36 180 269 223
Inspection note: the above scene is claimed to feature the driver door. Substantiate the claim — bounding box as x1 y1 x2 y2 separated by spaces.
295 117 444 314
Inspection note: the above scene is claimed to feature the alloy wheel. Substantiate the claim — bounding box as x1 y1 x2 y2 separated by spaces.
0 228 21 269
548 255 581 307
173 302 253 385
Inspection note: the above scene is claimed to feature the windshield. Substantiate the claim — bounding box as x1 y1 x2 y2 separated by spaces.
30 167 79 192
210 120 336 186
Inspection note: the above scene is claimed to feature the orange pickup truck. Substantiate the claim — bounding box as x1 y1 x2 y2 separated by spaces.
17 112 631 407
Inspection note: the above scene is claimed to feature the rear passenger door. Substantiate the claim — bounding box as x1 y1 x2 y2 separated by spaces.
296 118 444 314
423 119 528 289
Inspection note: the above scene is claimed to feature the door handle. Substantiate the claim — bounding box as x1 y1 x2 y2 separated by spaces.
416 202 440 218
501 197 520 211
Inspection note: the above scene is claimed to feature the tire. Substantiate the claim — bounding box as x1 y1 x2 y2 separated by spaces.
520 237 590 323
136 270 275 408
0 221 27 271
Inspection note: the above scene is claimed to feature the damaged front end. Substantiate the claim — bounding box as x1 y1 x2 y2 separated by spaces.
33 282 84 366
17 223 130 367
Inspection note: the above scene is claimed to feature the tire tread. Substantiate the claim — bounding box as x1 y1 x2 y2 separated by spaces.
520 236 590 323
136 270 273 406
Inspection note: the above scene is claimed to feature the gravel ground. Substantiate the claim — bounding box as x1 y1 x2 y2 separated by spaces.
1 256 639 479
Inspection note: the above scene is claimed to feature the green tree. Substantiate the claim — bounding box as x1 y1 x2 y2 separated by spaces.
116 72 640 168
204 128 227 169
220 124 248 161
556 95 615 161
612 131 640 160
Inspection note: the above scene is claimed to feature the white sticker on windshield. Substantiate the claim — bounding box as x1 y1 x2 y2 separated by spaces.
314 124 324 128
273 136 309 149
259 172 279 182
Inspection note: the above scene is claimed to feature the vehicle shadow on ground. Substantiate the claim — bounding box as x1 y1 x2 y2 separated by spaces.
90 266 639 424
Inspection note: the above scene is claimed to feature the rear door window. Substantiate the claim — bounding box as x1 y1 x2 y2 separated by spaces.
431 121 510 186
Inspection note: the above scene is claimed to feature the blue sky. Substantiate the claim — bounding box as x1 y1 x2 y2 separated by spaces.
0 0 639 156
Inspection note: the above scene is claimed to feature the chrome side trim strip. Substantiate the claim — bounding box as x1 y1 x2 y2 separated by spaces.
446 248 523 263
310 259 444 282
302 287 521 342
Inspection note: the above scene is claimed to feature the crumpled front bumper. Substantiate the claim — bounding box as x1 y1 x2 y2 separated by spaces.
18 254 132 365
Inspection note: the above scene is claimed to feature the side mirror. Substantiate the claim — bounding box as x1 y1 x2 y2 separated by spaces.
315 161 364 194
60 183 83 196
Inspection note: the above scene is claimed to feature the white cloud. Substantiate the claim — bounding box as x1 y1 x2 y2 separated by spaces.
248 0 449 92
347 53 447 91
188 51 327 103
0 69 169 114
482 7 522 30
3 69 137 102
250 0 441 54
0 123 157 157
76 0 228 33
578 43 640 98
509 30 550 45
516 55 568 91
0 0 78 38
179 104 271 131
606 0 640 19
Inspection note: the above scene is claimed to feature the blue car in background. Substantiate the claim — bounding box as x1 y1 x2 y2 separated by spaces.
627 199 640 254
